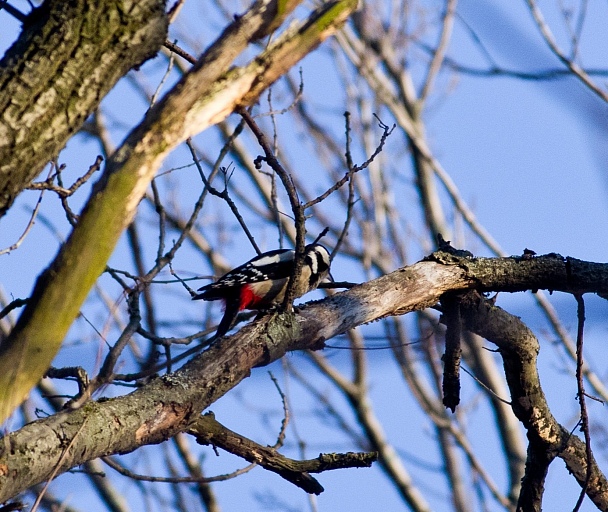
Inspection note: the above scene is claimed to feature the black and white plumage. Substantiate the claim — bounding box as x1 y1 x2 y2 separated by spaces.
193 244 331 337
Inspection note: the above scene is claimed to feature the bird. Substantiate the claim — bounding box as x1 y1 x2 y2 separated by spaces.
193 243 332 337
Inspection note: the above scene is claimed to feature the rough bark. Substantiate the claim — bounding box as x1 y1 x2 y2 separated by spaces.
1 253 608 502
0 0 168 215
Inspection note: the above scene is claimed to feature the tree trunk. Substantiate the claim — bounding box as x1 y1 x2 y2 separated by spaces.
0 0 168 216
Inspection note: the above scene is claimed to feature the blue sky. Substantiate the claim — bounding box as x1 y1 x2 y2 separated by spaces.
1 1 608 511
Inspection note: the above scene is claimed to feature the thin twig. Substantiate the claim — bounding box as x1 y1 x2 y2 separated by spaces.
27 156 103 197
163 39 196 64
256 68 305 118
103 454 256 484
67 292 142 409
0 169 50 255
150 44 175 107
416 40 608 79
441 293 462 412
185 131 261 254
112 331 219 382
0 298 29 320
136 326 206 346
418 0 457 104
268 372 289 449
238 107 306 308
0 0 27 22
150 178 167 264
303 115 395 210
526 0 608 102
460 366 511 405
333 112 357 258
572 293 591 512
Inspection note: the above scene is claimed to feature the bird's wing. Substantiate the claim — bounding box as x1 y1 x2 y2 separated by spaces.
193 249 295 300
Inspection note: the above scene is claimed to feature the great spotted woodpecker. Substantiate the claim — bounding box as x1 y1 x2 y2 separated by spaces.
193 244 332 337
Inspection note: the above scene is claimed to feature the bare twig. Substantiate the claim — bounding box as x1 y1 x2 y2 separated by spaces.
0 299 29 321
420 51 608 80
304 115 395 210
45 366 90 399
102 453 256 484
526 0 608 102
572 293 591 512
333 112 357 257
0 177 48 256
185 130 261 254
418 0 457 104
150 44 175 107
460 366 511 406
163 39 196 64
166 0 186 24
26 156 103 197
268 372 289 449
257 68 305 118
67 292 141 409
0 0 27 23
238 107 306 308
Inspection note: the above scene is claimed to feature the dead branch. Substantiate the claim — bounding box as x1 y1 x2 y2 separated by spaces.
188 412 376 494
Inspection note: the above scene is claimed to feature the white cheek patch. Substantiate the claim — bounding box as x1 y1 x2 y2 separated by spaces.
307 246 330 276
309 255 318 274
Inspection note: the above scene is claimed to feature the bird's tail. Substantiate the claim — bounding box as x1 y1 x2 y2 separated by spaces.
215 298 240 338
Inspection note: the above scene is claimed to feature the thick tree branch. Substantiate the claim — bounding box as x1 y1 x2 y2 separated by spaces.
0 0 168 215
459 291 608 511
3 253 608 500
